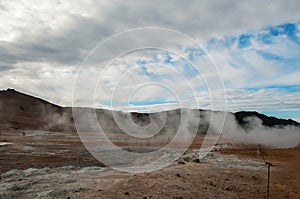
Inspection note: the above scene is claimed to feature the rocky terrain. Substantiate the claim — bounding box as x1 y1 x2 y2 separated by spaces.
1 143 300 199
1 89 300 198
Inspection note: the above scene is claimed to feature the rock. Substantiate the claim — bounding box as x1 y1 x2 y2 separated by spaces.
177 161 185 165
24 167 50 176
206 153 215 157
59 165 75 170
77 166 104 173
225 186 234 191
1 169 22 178
182 156 192 162
34 190 53 198
11 184 27 191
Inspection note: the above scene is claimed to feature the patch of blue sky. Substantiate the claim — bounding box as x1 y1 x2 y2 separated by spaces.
192 84 209 94
136 52 200 80
206 36 237 50
129 98 177 106
140 64 152 76
243 85 300 93
171 58 200 78
257 23 299 44
207 23 299 50
256 32 274 44
228 62 240 69
136 59 147 66
135 59 156 76
184 46 206 62
255 50 285 62
238 34 252 48
255 49 300 74
265 85 300 92
99 101 112 107
261 109 300 121
275 23 299 42
163 53 172 64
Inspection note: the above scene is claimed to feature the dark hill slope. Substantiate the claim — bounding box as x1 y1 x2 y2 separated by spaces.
0 89 299 132
235 111 300 128
0 89 73 131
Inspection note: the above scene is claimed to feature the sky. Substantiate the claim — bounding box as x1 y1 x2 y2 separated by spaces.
0 0 300 121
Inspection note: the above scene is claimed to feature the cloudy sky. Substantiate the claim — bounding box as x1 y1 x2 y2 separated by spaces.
1 0 300 121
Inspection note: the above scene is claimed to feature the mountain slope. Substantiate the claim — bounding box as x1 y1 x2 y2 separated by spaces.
0 89 299 132
235 111 300 128
0 89 73 131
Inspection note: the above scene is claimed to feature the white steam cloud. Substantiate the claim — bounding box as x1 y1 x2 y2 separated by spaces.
210 112 300 148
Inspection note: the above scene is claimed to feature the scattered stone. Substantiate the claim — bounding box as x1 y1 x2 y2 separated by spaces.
1 169 22 178
11 184 27 191
24 167 50 176
124 191 129 195
59 165 75 170
35 190 53 198
76 166 104 173
209 182 216 187
225 186 233 191
176 174 181 177
182 156 192 162
249 175 257 180
206 153 215 157
0 142 13 146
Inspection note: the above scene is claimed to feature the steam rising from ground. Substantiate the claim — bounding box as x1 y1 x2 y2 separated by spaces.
44 110 74 132
210 112 300 148
74 108 300 150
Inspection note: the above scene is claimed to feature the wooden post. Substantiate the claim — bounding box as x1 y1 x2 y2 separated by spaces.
265 162 274 199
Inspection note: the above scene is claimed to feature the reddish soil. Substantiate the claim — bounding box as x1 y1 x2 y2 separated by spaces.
218 145 300 198
1 131 299 198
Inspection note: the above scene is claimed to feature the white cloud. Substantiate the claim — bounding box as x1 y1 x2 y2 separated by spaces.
0 0 300 117
0 61 76 106
206 25 300 89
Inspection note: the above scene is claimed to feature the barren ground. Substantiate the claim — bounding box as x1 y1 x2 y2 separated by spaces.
0 130 299 199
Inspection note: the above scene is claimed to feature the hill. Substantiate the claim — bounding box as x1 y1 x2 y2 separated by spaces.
0 88 299 133
0 89 73 131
